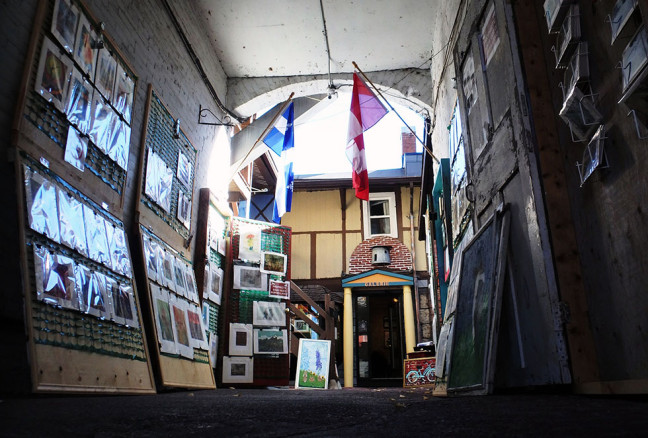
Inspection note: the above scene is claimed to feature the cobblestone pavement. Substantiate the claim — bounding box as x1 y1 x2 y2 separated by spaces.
1 387 647 437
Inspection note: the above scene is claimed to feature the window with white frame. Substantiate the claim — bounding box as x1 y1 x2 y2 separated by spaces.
363 192 398 239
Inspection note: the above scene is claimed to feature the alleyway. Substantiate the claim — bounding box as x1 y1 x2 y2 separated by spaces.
1 388 646 437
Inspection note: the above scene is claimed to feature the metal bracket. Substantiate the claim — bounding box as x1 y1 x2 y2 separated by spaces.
198 105 234 126
627 109 648 140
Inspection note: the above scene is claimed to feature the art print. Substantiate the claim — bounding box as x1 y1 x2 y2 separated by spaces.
64 70 92 134
209 332 218 368
76 266 110 318
252 301 286 327
233 265 267 291
88 95 114 154
95 49 117 101
142 233 159 282
621 26 648 91
295 339 331 390
33 246 78 310
144 149 159 203
229 323 253 356
51 0 79 53
105 222 132 278
222 356 253 384
268 280 290 300
260 251 287 276
107 117 130 170
208 262 223 305
238 225 261 262
82 205 110 266
112 282 139 328
57 187 87 256
171 298 193 359
24 168 60 243
187 303 208 350
64 126 88 172
559 85 602 141
157 158 173 213
35 37 72 112
294 319 310 333
177 191 191 229
173 256 187 298
73 13 97 78
162 249 176 292
184 264 199 304
254 329 288 355
113 64 134 124
151 284 177 354
176 151 192 189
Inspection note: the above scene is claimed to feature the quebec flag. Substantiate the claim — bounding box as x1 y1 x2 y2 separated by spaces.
263 102 295 223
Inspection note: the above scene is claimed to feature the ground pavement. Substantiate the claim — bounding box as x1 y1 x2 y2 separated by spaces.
1 387 647 437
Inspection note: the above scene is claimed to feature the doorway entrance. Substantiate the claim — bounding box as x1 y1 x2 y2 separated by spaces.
355 292 405 386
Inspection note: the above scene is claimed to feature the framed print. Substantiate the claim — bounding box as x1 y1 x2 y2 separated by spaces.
142 234 160 282
64 125 88 172
33 247 78 310
113 63 134 124
217 237 227 256
254 329 288 355
173 256 187 298
95 48 117 102
208 262 223 305
73 13 97 78
177 191 191 230
176 151 192 189
76 267 110 319
88 94 115 154
35 36 73 113
238 225 261 262
111 282 139 328
294 319 310 333
209 332 218 368
183 264 199 304
51 0 79 53
295 339 331 390
621 26 648 92
64 69 93 134
151 284 177 354
233 265 267 291
187 303 208 350
260 251 287 276
24 167 60 243
82 205 110 266
222 356 253 384
170 297 193 359
229 323 253 356
57 187 87 256
252 301 286 327
268 280 290 300
162 249 176 292
105 222 132 278
107 117 130 171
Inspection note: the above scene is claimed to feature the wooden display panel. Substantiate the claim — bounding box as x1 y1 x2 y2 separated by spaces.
16 153 155 394
12 0 138 215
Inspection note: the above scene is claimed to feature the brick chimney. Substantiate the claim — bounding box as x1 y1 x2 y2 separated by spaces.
401 127 416 155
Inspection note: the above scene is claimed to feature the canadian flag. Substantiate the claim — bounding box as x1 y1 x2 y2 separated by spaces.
346 72 388 200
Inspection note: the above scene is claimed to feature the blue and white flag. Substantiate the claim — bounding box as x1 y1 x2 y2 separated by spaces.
263 102 294 223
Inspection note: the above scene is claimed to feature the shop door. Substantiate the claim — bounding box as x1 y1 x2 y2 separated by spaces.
355 293 404 386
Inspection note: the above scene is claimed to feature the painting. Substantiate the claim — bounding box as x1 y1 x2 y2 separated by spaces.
229 323 253 356
33 246 77 310
95 48 117 102
233 265 267 291
171 298 193 359
64 125 88 172
35 37 73 112
177 191 191 229
56 186 87 256
447 209 509 395
294 319 310 333
173 256 187 298
183 264 198 304
51 0 79 53
113 64 134 124
24 168 60 243
295 339 331 390
176 151 192 189
404 357 436 388
260 251 287 276
76 266 110 319
208 262 223 305
222 356 253 384
112 283 139 328
254 329 288 354
64 70 93 134
162 250 176 292
73 13 97 78
253 301 286 327
187 303 208 350
238 224 261 262
268 280 290 300
151 283 177 354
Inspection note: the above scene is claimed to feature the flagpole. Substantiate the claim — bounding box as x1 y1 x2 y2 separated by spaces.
352 61 440 164
230 92 295 181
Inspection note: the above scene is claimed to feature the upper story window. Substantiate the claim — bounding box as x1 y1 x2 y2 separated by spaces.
363 192 398 239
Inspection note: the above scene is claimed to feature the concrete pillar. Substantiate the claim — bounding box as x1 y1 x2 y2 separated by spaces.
402 285 417 354
343 287 353 388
